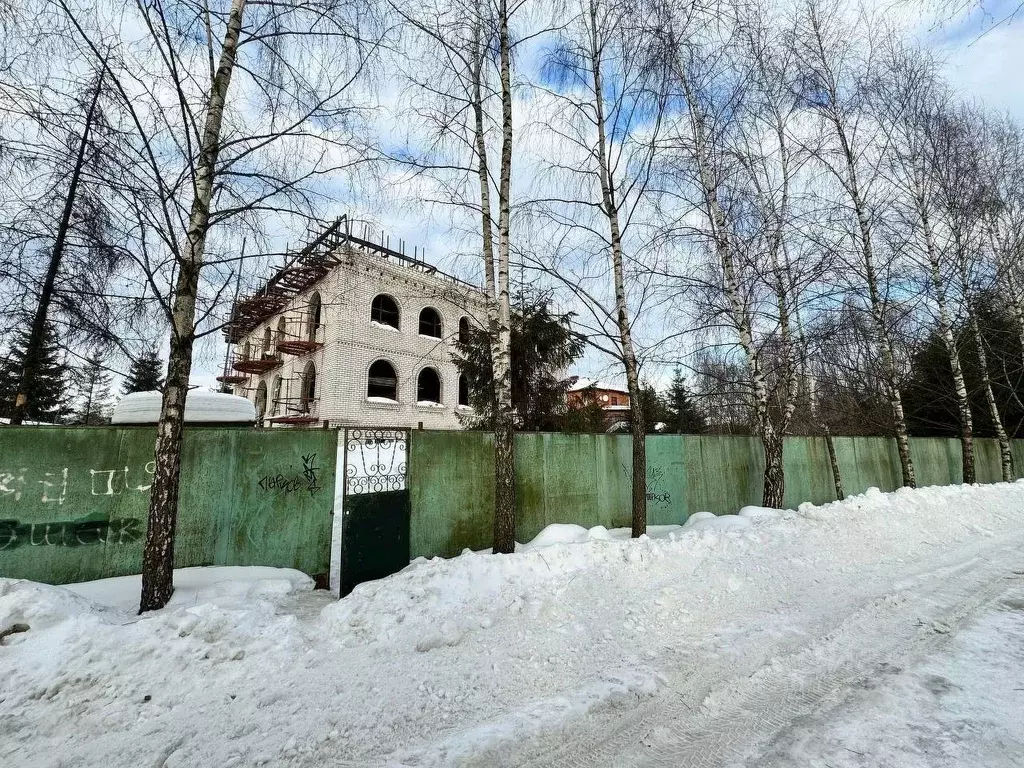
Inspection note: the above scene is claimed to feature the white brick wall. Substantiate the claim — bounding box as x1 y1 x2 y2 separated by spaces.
230 245 487 429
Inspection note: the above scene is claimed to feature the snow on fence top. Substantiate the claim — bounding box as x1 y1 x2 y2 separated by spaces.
111 390 256 425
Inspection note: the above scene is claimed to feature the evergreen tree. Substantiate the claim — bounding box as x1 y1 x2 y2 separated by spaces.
122 348 164 394
454 290 585 431
904 292 1024 439
637 382 670 433
74 352 112 425
666 367 707 434
560 399 607 433
0 322 69 422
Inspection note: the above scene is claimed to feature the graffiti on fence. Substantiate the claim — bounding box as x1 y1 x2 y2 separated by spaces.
257 453 323 496
0 462 156 505
0 516 141 550
302 453 323 496
620 462 671 507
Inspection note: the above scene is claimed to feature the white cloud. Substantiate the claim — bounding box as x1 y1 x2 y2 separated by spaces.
939 18 1024 118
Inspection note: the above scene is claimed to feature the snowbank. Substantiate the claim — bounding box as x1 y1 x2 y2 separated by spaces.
64 566 313 612
5 482 1024 767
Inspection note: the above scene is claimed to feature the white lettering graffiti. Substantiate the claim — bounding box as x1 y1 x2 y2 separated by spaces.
90 467 129 496
38 468 69 505
0 463 156 505
0 469 26 501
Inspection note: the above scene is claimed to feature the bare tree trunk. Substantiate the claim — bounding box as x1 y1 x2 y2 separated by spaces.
587 0 645 535
10 74 104 425
762 430 785 507
824 426 844 500
677 68 782 507
140 0 245 612
961 257 1014 483
765 247 799 508
921 204 975 482
841 139 915 488
966 309 1013 482
801 4 914 487
490 0 516 554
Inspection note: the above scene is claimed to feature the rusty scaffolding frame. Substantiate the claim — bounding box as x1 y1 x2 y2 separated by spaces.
224 214 479 346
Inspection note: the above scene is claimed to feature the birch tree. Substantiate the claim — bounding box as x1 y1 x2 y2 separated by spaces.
390 0 522 552
873 47 980 481
652 1 815 506
938 109 1016 480
527 0 665 534
60 0 379 610
795 0 916 487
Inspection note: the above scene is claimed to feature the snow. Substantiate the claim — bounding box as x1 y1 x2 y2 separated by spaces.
567 377 629 394
751 595 1024 768
365 395 399 405
517 523 684 551
737 504 784 519
110 390 256 424
63 567 314 612
416 400 445 408
370 320 399 332
4 483 1024 767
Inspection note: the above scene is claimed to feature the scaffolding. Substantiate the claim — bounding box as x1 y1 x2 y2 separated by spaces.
273 309 324 357
266 372 319 425
224 214 479 346
231 338 282 375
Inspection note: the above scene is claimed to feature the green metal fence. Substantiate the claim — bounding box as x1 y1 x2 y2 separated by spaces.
0 427 336 585
4 426 1021 589
409 432 1024 558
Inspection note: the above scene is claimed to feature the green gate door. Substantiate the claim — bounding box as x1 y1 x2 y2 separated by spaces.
340 428 411 596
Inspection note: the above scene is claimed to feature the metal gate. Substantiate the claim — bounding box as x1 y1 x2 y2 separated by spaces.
339 427 411 596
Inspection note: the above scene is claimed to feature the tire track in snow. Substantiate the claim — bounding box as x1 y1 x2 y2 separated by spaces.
518 534 1024 768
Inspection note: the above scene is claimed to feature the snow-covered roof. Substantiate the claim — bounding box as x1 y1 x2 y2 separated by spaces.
111 391 256 425
568 378 629 394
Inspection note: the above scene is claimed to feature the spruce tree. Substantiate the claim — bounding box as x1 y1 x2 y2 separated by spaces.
122 348 165 394
637 382 670 433
0 323 69 422
74 352 112 425
454 290 585 431
666 367 707 435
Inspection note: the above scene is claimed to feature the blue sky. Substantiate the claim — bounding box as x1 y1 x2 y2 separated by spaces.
187 0 1024 392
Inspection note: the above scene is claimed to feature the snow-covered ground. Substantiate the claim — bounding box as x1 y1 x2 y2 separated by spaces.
3 483 1024 767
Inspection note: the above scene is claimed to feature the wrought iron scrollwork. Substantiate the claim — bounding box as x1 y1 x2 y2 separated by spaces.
345 428 408 495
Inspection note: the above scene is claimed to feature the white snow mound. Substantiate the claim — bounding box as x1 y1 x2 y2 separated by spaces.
5 482 1024 767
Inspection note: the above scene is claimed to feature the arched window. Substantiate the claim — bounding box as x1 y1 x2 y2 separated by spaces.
458 375 469 407
254 381 268 420
270 375 282 415
367 360 398 400
276 316 287 347
301 362 317 412
262 326 273 357
307 292 322 343
243 340 251 360
417 367 442 404
458 317 470 344
371 294 400 329
419 307 442 338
